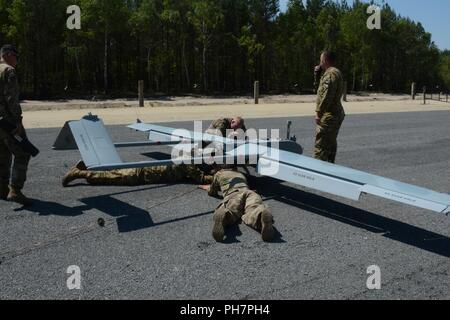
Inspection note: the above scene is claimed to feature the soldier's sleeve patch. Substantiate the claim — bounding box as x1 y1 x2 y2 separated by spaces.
322 76 332 90
324 75 333 88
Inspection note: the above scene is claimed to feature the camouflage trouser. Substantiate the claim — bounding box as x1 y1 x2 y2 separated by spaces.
0 129 31 189
214 188 270 231
85 164 213 186
314 113 345 163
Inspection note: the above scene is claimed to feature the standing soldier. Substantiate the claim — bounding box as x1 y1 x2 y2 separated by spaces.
199 168 275 243
314 51 346 163
0 45 33 206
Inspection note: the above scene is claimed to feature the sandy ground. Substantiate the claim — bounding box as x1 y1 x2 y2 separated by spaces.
22 98 450 129
21 93 414 111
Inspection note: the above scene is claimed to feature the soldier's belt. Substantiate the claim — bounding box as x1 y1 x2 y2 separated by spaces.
224 186 250 197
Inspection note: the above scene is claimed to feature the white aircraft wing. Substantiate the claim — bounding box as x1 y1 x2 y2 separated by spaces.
127 122 237 145
53 116 261 171
54 115 450 215
127 122 304 155
255 147 450 215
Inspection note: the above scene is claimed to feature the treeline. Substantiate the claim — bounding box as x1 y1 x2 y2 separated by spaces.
0 0 448 98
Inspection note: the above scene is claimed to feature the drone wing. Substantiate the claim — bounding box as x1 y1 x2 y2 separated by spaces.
256 148 450 214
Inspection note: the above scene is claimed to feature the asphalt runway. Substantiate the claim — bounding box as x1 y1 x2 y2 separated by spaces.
1 110 449 300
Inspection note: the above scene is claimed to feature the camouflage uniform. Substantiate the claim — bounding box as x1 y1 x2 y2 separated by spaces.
208 169 273 237
206 118 247 137
0 61 30 192
204 118 248 155
314 67 323 93
64 164 214 186
315 67 346 163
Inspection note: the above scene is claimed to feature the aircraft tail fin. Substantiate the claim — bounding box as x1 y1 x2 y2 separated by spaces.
53 114 123 168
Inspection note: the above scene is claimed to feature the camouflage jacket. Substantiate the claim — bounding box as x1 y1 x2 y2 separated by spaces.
208 169 249 198
316 67 345 117
207 118 247 137
208 118 232 137
0 61 22 123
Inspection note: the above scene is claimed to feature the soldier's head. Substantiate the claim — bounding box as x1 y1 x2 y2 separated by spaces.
231 117 245 131
320 51 337 70
0 44 19 68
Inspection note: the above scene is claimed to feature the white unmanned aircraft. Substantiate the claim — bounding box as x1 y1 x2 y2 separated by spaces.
53 114 450 216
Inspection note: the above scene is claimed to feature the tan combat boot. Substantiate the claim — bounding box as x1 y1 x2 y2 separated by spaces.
7 186 33 207
212 209 227 242
261 209 275 242
62 166 86 187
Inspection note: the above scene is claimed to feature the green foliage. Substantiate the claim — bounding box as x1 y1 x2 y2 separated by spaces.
439 51 450 91
0 0 447 97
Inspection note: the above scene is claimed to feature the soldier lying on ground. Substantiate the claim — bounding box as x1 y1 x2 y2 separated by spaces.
62 161 215 187
207 117 247 137
202 117 248 155
198 167 275 243
61 118 247 188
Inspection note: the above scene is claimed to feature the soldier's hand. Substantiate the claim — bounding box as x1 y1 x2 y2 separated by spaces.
315 114 321 126
314 65 322 73
198 185 210 191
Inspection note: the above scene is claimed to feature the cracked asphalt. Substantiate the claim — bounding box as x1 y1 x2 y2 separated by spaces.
1 110 449 299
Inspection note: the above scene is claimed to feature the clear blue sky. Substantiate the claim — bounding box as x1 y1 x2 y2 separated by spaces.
279 0 450 50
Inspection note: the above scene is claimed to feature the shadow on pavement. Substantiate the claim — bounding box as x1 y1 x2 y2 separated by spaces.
16 184 286 244
255 176 450 258
18 186 214 234
223 224 243 244
141 151 172 161
80 196 153 233
15 199 87 217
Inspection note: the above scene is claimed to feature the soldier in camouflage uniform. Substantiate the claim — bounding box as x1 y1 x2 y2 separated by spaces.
0 45 33 206
199 168 275 243
204 117 247 154
62 161 215 187
314 51 346 164
206 117 247 137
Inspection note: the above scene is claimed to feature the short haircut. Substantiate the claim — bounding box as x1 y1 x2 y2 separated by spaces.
322 51 337 64
0 44 19 57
